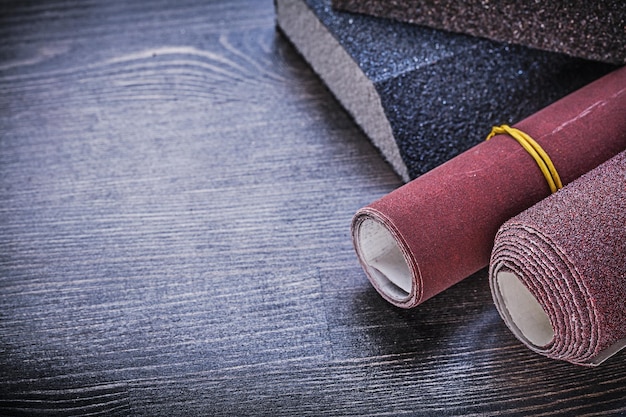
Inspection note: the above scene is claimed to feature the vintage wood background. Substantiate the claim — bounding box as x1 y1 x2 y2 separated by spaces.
1 1 625 415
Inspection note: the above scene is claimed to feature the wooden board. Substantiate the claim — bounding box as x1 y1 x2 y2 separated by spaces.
0 0 625 415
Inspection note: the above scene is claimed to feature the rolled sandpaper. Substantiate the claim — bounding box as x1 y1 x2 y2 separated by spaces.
332 0 626 65
489 151 626 366
275 0 615 181
351 66 626 308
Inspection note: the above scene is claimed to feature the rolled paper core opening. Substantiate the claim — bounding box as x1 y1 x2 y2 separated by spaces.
494 269 554 348
354 216 413 303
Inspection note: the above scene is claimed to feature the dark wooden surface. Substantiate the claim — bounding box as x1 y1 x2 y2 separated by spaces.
1 1 625 415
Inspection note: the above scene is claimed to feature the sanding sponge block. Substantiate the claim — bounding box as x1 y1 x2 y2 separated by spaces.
333 0 626 65
275 0 615 181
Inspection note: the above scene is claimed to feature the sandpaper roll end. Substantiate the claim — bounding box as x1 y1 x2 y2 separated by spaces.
351 208 422 308
491 242 626 367
490 152 626 366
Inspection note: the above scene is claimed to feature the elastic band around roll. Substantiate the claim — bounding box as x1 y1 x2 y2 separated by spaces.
487 125 563 193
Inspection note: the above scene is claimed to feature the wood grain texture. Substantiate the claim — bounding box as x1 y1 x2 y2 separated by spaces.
0 1 625 415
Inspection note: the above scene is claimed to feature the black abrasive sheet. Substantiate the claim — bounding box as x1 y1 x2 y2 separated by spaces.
276 0 616 180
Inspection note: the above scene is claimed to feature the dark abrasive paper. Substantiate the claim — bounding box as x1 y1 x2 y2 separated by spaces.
351 66 626 308
275 0 615 181
490 151 626 366
332 0 626 64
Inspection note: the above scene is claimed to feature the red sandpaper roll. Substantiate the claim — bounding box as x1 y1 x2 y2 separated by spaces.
489 151 626 366
351 66 626 308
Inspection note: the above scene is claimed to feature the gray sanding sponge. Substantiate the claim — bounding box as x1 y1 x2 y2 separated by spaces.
333 0 626 65
276 0 615 181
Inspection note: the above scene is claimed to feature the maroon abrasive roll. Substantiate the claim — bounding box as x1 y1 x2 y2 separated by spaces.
489 151 626 366
351 66 626 308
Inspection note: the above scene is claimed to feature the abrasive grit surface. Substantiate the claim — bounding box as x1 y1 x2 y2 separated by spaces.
490 151 626 366
276 0 616 180
351 66 626 309
333 0 626 64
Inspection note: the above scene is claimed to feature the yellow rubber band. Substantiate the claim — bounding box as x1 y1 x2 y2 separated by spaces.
486 125 563 193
